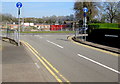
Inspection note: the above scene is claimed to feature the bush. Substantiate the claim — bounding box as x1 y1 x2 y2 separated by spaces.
88 23 120 39
88 23 120 29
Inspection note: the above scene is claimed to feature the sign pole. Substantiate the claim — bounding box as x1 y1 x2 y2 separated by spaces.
16 2 22 46
83 7 88 41
18 8 20 46
84 14 87 41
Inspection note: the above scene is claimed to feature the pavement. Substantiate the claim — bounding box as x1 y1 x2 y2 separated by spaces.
21 34 119 83
2 40 56 82
0 39 2 84
72 36 120 54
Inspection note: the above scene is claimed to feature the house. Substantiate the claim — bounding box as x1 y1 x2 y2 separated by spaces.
50 25 66 31
34 24 50 31
8 24 18 29
22 23 34 27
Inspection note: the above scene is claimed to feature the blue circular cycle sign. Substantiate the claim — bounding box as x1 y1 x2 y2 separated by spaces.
16 2 22 8
83 7 88 12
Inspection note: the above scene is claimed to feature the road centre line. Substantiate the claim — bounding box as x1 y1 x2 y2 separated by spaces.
35 35 43 38
47 40 64 48
21 40 70 83
21 41 63 83
77 54 120 74
35 63 40 69
39 37 43 38
25 41 70 83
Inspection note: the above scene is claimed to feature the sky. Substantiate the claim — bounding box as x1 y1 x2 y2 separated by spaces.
2 2 75 18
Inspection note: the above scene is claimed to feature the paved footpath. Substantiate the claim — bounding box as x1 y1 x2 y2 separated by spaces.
2 41 56 82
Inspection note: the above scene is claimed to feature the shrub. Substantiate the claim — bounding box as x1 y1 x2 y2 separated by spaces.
88 23 120 30
88 23 120 39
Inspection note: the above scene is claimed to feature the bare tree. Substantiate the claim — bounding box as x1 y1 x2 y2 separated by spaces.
74 2 100 23
104 2 120 23
0 13 17 23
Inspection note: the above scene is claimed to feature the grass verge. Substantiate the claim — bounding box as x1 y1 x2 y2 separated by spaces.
20 31 75 33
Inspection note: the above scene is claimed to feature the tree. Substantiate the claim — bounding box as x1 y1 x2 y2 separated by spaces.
101 14 108 23
0 13 17 23
103 2 120 23
36 18 44 23
115 13 120 23
74 2 100 23
42 15 75 24
24 18 35 23
114 2 120 23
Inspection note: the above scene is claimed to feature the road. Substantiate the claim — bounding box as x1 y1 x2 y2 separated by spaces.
21 34 119 82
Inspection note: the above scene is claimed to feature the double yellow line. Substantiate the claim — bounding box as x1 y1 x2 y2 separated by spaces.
21 40 70 84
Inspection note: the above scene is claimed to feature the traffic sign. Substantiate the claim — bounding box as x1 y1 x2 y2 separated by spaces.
83 7 88 12
16 2 22 46
16 2 22 8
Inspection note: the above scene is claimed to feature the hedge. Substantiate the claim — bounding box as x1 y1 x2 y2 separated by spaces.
87 23 120 39
88 23 120 30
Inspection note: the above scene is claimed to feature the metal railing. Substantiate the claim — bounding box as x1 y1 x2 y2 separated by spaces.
2 28 19 44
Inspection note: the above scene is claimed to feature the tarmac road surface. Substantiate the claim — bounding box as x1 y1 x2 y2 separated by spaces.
21 34 119 83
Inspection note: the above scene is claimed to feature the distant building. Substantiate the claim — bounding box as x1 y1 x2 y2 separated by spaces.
8 24 18 29
34 24 50 31
21 23 34 27
0 24 2 28
50 25 66 31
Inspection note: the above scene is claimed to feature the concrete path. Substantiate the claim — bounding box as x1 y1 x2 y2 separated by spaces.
2 41 56 82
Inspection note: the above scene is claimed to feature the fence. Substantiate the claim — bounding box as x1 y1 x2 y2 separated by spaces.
2 28 19 44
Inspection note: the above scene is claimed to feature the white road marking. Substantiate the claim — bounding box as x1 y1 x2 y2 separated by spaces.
105 34 118 38
45 35 50 36
35 63 40 69
34 35 39 36
77 54 120 74
39 37 43 39
47 40 64 48
35 35 43 38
